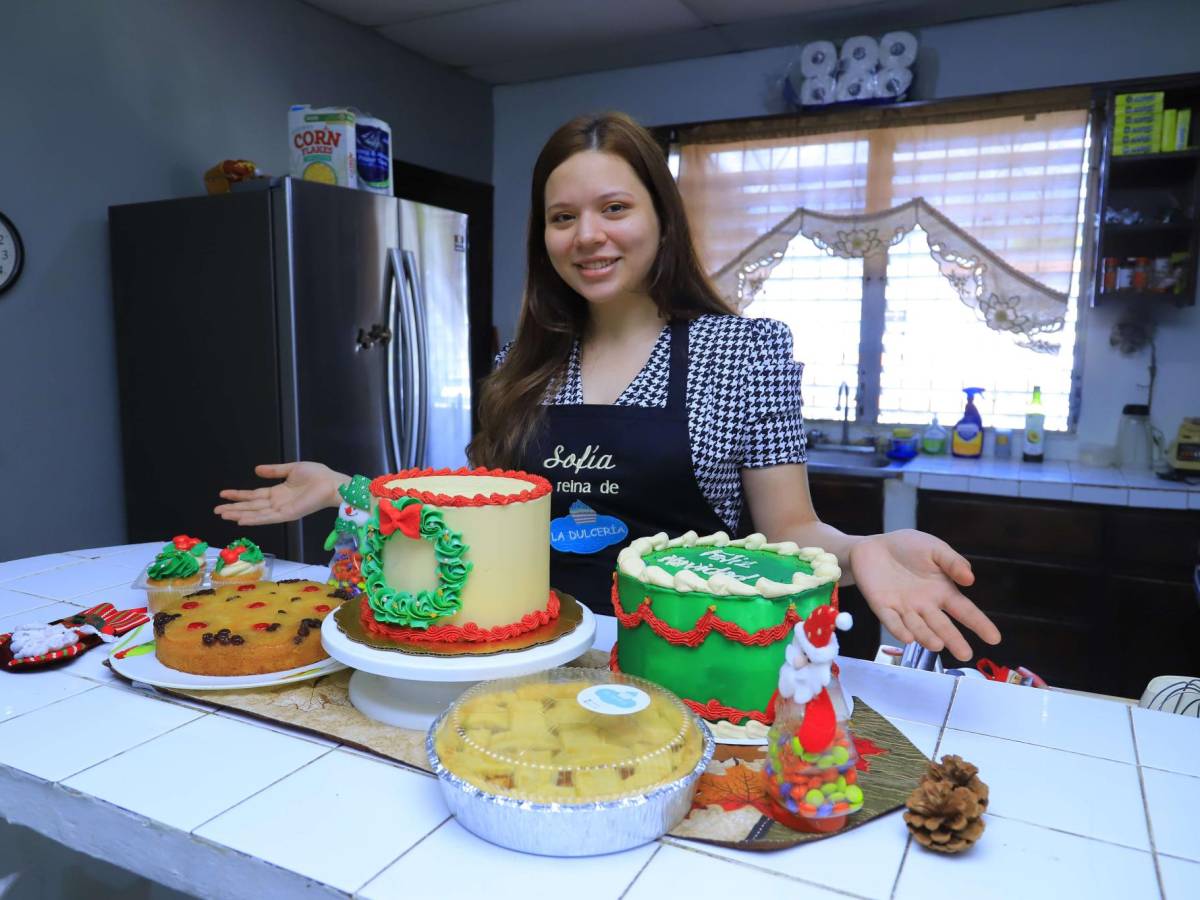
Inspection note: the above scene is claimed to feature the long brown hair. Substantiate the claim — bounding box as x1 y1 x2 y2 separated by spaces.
468 111 735 469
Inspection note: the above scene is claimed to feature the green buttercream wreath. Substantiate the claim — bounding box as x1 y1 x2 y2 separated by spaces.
362 496 473 628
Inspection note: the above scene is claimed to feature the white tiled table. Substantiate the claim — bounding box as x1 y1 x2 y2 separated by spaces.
1 546 1198 900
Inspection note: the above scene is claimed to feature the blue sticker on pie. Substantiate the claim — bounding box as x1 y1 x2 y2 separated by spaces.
550 501 629 554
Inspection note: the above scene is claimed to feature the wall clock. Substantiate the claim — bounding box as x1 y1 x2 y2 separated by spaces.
0 212 25 295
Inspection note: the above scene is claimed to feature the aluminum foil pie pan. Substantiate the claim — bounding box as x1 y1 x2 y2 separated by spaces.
425 670 715 857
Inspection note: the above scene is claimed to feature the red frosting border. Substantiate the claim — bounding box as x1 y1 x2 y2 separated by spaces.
610 577 804 647
370 467 552 508
360 590 560 644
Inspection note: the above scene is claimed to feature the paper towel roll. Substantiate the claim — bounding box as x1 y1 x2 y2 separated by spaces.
840 35 879 70
800 40 838 77
801 75 837 106
875 66 913 100
836 71 875 102
879 31 918 69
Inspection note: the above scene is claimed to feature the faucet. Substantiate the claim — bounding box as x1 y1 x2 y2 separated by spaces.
836 382 850 446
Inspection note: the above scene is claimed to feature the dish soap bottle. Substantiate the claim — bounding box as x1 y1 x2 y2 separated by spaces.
1022 385 1045 463
951 388 985 458
922 416 947 455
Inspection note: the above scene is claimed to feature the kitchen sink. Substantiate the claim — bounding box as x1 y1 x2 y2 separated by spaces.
805 445 897 473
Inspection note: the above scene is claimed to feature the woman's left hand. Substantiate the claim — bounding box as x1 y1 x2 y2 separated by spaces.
848 529 1001 661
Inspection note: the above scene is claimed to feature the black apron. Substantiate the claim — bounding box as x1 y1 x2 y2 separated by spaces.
521 320 735 614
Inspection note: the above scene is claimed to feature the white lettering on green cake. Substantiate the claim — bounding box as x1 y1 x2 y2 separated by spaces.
655 552 759 584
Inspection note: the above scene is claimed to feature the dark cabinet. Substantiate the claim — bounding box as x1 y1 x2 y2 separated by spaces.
1091 74 1200 308
809 474 883 661
918 490 1200 696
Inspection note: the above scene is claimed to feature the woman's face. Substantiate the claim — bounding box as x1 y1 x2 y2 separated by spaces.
543 150 661 307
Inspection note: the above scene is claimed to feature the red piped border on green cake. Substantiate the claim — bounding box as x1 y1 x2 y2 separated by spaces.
610 577 841 725
359 590 560 644
370 467 551 508
610 577 804 647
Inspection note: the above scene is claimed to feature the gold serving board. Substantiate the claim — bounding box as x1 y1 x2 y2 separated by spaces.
334 589 583 658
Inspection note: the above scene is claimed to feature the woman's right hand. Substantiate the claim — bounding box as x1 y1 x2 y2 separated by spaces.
214 462 347 526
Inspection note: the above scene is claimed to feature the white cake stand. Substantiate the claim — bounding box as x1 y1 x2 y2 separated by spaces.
321 603 597 730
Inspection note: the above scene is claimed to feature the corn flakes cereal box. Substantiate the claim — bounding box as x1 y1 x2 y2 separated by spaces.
289 105 357 188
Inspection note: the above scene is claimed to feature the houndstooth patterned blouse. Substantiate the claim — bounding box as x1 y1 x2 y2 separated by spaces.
498 314 808 532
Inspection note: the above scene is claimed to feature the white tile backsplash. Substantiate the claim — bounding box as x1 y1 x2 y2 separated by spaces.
1127 488 1189 509
1070 485 1128 506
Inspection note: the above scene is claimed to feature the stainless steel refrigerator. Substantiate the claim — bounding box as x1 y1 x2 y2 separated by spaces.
109 177 473 563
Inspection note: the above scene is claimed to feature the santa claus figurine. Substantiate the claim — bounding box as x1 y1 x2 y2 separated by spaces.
764 603 865 828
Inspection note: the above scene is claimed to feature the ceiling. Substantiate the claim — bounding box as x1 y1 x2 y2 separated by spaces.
301 0 1104 85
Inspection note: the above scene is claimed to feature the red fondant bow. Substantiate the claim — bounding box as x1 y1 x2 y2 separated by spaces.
378 499 423 540
173 534 202 551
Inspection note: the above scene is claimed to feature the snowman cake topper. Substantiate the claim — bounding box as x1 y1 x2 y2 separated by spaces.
325 475 372 595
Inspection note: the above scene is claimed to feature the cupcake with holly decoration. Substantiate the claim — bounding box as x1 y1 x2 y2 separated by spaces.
146 535 208 610
212 537 266 584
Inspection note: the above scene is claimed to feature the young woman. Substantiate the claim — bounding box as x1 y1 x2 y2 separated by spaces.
217 112 1000 662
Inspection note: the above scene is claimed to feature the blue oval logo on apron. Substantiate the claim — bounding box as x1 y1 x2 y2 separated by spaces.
550 501 628 554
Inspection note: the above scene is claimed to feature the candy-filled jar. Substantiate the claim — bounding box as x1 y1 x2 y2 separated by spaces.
324 475 373 596
764 604 864 833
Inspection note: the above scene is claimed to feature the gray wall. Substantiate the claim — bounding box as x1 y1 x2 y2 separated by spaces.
0 0 491 560
492 0 1200 452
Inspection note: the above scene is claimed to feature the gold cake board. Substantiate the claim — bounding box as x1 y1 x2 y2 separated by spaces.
334 588 583 657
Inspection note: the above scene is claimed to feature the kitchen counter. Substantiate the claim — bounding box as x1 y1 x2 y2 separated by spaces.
1 546 1198 899
808 449 1200 510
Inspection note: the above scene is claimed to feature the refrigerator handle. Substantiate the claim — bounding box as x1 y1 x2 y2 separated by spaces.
394 247 418 468
385 249 405 472
403 249 430 469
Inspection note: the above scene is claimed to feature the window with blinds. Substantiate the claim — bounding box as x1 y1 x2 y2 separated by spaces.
672 101 1091 432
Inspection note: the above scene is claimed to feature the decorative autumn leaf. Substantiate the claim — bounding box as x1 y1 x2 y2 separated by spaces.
692 762 772 813
854 734 888 772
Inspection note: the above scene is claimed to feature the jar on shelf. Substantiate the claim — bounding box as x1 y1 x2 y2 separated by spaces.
1102 257 1119 292
1131 257 1151 291
764 605 864 833
1116 259 1135 290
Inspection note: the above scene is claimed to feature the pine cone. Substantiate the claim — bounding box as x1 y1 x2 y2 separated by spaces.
903 755 988 853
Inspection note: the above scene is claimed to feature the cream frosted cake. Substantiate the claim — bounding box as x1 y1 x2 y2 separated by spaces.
357 467 558 643
611 530 841 738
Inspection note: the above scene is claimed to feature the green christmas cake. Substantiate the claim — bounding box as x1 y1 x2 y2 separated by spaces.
611 531 841 740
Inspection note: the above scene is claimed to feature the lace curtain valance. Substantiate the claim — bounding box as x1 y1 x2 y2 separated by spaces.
711 197 1070 353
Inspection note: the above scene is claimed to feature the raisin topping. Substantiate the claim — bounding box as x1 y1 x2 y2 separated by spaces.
266 622 281 632
230 635 245 645
277 578 303 584
202 633 215 646
152 612 182 637
302 618 321 628
183 588 216 597
331 588 355 601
